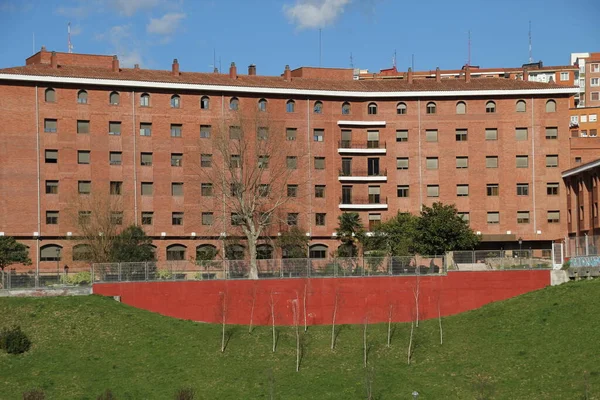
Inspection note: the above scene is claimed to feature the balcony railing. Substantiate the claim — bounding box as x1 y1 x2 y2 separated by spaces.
338 140 386 149
338 168 387 177
339 196 388 208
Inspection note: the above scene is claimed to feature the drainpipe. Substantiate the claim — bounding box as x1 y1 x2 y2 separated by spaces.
531 97 537 234
132 91 138 225
35 86 41 287
417 99 423 211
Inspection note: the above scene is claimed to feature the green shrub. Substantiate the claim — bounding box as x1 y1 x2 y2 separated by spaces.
97 389 116 400
561 260 571 270
0 325 31 354
60 271 91 285
157 269 173 280
174 388 195 400
22 388 45 400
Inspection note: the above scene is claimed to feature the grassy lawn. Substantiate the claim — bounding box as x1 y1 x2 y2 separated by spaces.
1 279 599 399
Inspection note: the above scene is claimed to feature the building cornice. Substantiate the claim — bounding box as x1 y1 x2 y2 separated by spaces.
562 159 600 178
0 73 579 99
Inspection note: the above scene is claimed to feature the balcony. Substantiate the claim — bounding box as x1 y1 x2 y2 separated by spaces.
339 196 388 210
338 168 387 182
337 140 387 155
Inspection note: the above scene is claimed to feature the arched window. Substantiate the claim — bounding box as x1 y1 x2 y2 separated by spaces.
40 244 62 261
282 245 305 259
77 90 88 104
170 94 180 108
309 244 328 259
516 100 526 113
368 102 378 115
546 99 556 113
485 101 496 113
286 100 295 113
45 88 56 103
230 97 239 111
396 102 407 115
258 98 267 112
140 93 150 107
196 244 217 261
456 101 466 114
225 244 245 260
256 244 273 260
341 102 351 115
72 244 92 261
200 96 210 110
166 244 186 261
314 101 323 114
109 91 120 105
426 102 436 114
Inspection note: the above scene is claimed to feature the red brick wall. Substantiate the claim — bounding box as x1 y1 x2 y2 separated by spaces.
93 270 551 325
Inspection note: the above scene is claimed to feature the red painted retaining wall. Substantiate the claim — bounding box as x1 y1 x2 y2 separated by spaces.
93 271 550 326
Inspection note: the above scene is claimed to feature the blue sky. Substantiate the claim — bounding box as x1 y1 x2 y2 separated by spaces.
0 0 599 75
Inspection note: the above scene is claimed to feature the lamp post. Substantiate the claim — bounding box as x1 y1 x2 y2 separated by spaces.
518 237 523 268
56 248 61 281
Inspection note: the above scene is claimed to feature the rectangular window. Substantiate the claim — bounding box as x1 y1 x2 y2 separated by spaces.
592 92 600 101
590 114 598 122
426 157 439 170
258 155 269 169
286 128 297 141
339 130 352 148
425 129 438 142
109 152 122 166
109 121 121 135
485 128 498 140
486 184 499 196
591 78 600 87
229 126 241 139
487 212 499 224
314 157 325 170
256 127 269 141
140 123 152 136
458 212 470 223
258 184 270 197
516 155 529 168
200 125 211 138
78 211 91 225
485 156 498 168
201 183 213 197
141 182 153 196
547 182 559 195
201 154 212 167
548 210 560 223
427 185 439 197
517 183 529 196
456 157 468 169
315 185 325 198
171 124 182 138
315 213 326 226
397 185 409 198
171 153 183 167
78 180 91 194
368 186 381 204
516 128 528 141
582 115 588 123
171 182 183 196
172 212 184 226
141 152 153 166
517 211 530 224
287 213 299 226
202 212 213 226
111 212 123 225
138 212 152 225
77 120 90 134
396 130 408 142
560 72 569 81
455 129 467 141
45 180 58 194
456 184 469 197
110 181 122 195
230 155 241 168
287 156 297 169
313 128 324 142
45 149 58 163
44 119 57 133
46 211 59 225
368 214 381 231
367 130 379 148
287 184 298 197
592 64 600 73
546 155 558 168
545 127 558 139
77 151 90 164
396 157 409 170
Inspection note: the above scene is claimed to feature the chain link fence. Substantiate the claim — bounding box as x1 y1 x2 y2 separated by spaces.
566 235 600 257
451 250 553 270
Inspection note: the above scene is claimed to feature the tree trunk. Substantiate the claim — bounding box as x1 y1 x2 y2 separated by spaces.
247 233 259 280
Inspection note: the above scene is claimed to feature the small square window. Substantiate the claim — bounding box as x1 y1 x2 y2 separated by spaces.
396 157 409 170
172 212 184 225
315 213 326 226
109 121 121 135
141 212 153 225
426 157 439 170
44 119 57 133
111 211 123 225
455 129 467 141
287 184 298 197
427 185 439 197
45 149 58 163
396 130 408 142
313 128 324 142
486 184 499 196
516 155 529 168
547 210 560 223
230 155 241 168
287 213 299 226
545 127 558 139
517 211 530 224
78 180 91 194
46 211 59 225
487 212 499 224
257 127 269 140
201 183 213 197
397 185 409 198
425 130 438 142
258 155 269 169
140 123 152 136
486 156 498 168
141 152 153 166
315 185 325 198
456 184 469 197
456 157 468 169
485 128 497 140
229 126 241 139
45 180 58 194
171 153 183 167
516 128 528 141
287 156 297 169
200 125 211 138
202 212 213 226
517 183 529 196
171 124 182 138
314 157 325 170
110 181 122 195
201 154 212 167
547 182 559 195
286 128 297 141
77 151 90 164
141 182 153 196
458 212 469 222
171 182 184 196
77 120 90 134
546 155 558 168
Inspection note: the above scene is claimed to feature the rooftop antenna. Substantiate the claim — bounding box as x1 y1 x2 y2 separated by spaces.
32 32 35 54
467 30 471 67
528 20 533 63
67 22 73 53
411 54 414 71
319 28 322 67
393 49 397 69
350 52 354 69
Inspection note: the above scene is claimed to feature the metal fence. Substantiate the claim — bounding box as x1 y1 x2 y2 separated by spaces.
0 271 68 290
91 255 446 283
451 250 553 270
566 235 600 257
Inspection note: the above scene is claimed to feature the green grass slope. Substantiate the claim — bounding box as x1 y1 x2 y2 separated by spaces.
1 280 599 399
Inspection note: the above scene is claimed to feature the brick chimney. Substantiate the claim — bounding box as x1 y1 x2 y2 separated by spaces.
248 64 256 76
213 67 218 73
283 65 292 81
172 59 179 76
435 67 441 82
134 64 140 69
464 66 471 83
112 55 119 73
50 51 58 69
41 46 47 52
229 62 237 79
522 69 529 81
407 67 413 84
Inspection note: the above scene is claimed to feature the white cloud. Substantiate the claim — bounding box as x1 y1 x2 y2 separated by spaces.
96 24 145 67
284 0 351 30
108 0 161 16
147 12 186 36
70 24 83 36
55 4 90 18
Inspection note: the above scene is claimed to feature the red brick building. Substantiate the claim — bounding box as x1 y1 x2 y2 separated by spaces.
0 49 577 272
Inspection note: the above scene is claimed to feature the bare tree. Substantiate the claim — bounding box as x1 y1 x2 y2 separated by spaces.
407 318 415 365
413 270 421 327
249 283 258 334
270 290 277 352
303 281 308 332
363 316 369 368
220 290 228 353
331 289 340 350
387 303 394 348
438 296 443 345
292 295 301 372
200 112 305 279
